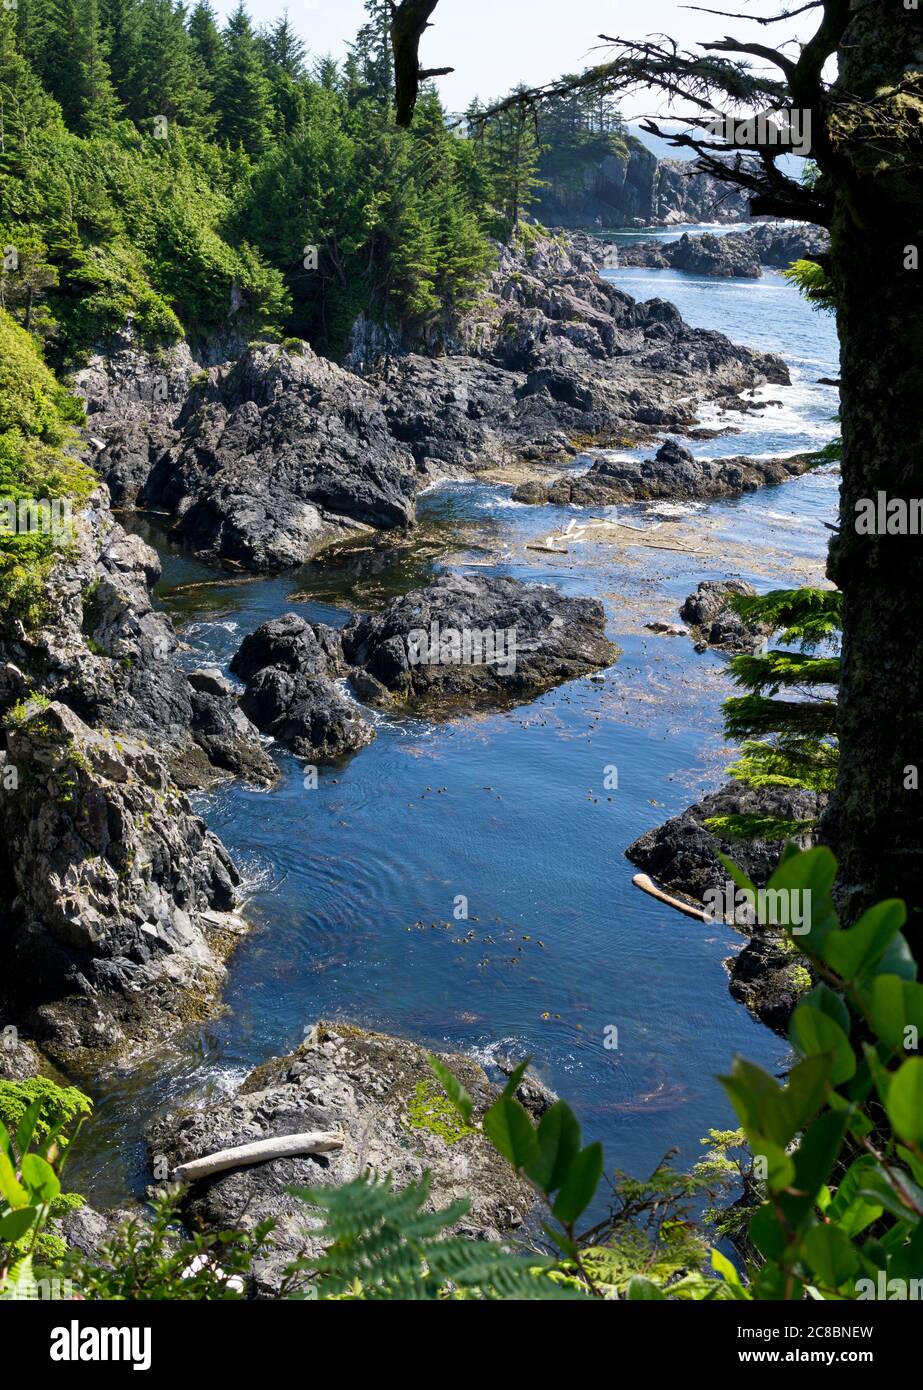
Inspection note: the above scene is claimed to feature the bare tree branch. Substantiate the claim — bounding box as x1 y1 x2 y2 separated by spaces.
702 38 798 81
680 2 823 22
390 0 454 127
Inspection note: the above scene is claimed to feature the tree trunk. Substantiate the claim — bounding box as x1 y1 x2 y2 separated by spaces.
823 3 923 936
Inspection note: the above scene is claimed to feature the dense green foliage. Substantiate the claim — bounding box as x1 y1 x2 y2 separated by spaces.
707 588 842 840
0 1077 91 1281
0 0 537 361
0 309 94 620
64 1190 272 1299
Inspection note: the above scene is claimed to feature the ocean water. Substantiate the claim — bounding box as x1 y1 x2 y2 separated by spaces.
69 231 842 1210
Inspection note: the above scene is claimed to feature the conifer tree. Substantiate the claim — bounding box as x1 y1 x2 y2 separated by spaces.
258 11 307 137
214 4 272 155
312 54 339 91
0 9 61 176
128 0 210 131
99 0 141 108
707 589 842 841
187 0 222 92
349 0 392 105
265 11 305 79
33 0 120 133
478 89 545 239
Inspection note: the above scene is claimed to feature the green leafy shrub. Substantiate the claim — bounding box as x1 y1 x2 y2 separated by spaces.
0 1078 91 1284
65 1190 272 1301
0 310 95 621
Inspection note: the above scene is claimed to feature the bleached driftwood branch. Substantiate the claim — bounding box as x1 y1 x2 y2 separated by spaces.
172 1132 346 1184
632 873 709 922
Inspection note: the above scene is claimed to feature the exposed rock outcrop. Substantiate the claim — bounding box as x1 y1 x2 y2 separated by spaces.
626 783 825 902
535 136 752 228
617 231 762 278
512 440 815 507
0 488 273 1069
0 700 245 1070
339 573 620 714
143 346 418 571
744 222 830 267
76 234 790 569
680 580 772 653
147 1021 542 1297
230 614 374 762
615 224 829 276
728 933 811 1035
0 491 276 792
376 236 787 473
626 783 826 1033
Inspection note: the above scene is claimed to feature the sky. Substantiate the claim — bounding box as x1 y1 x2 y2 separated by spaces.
213 0 822 120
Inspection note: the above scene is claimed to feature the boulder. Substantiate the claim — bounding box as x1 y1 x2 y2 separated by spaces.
147 1021 540 1297
340 573 620 713
230 615 373 762
680 580 773 653
626 782 827 903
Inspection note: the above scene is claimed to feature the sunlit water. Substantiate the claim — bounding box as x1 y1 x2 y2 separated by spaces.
70 227 841 1211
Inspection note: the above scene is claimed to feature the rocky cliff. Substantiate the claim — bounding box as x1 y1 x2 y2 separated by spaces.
536 134 753 228
0 490 271 1071
74 232 787 574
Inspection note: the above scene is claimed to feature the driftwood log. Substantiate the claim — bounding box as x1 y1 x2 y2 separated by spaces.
172 1131 346 1184
632 872 709 922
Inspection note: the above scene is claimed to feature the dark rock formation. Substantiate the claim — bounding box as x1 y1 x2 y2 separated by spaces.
512 440 815 507
76 234 791 570
77 341 418 572
618 232 762 278
0 493 276 792
0 490 273 1069
376 236 788 473
147 1021 540 1297
626 782 826 1033
616 223 830 276
680 580 772 653
535 136 752 228
230 614 373 762
745 222 830 267
626 782 826 902
142 346 419 571
728 933 811 1035
0 700 245 1070
340 573 620 713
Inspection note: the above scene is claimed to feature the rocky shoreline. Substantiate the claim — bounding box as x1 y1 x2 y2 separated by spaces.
626 783 826 1033
0 226 819 1266
511 439 818 507
616 223 830 278
75 232 789 573
146 1022 551 1297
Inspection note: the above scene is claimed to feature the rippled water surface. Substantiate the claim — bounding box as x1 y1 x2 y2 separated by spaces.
70 227 841 1208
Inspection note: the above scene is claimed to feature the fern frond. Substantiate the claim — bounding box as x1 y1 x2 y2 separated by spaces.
286 1173 581 1301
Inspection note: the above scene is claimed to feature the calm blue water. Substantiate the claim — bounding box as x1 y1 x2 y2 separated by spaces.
70 230 842 1210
